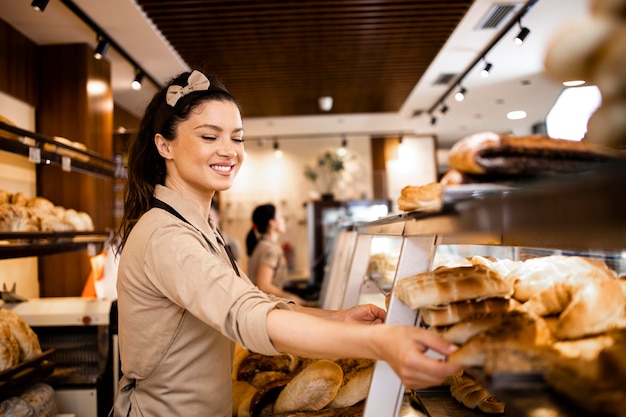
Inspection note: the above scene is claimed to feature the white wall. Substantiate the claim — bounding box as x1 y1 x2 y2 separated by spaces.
385 136 438 213
0 91 40 299
219 134 437 279
220 135 373 278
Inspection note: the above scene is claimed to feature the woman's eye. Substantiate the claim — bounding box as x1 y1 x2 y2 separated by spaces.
202 136 217 141
232 138 244 143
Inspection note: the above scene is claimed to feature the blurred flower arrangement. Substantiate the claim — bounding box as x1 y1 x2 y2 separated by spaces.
303 151 353 196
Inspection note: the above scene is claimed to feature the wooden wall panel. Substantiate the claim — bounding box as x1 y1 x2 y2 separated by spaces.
0 18 38 107
36 43 114 297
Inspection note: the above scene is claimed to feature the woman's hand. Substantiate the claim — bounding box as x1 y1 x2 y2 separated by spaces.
294 303 386 324
329 304 387 324
376 325 462 389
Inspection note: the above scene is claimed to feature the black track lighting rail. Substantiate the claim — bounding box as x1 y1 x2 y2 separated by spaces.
426 0 539 117
58 0 162 90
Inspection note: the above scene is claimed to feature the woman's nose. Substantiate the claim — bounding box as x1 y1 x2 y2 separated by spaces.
217 140 238 157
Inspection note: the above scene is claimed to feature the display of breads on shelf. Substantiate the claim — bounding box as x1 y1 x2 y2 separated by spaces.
0 308 42 372
0 114 90 162
544 0 626 149
232 345 373 417
397 131 623 213
0 190 94 233
394 254 626 416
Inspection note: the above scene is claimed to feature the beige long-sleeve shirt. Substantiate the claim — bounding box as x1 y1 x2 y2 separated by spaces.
116 185 292 416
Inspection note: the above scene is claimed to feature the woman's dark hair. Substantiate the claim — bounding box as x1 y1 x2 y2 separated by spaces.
245 204 276 256
118 70 241 250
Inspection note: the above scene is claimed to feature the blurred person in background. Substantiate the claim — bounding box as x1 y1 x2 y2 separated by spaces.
246 203 308 305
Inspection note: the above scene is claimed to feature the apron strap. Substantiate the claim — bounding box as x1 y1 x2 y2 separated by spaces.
109 375 136 417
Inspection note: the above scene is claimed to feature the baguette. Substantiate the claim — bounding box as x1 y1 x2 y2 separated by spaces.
394 265 513 310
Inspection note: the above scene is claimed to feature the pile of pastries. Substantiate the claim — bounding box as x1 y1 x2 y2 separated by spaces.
0 190 94 233
394 254 626 416
232 345 373 417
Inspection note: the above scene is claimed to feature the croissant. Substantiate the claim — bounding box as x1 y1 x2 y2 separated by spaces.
448 372 505 414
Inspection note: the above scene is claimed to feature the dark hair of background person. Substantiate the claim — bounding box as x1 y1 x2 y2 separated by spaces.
245 204 276 256
118 71 241 251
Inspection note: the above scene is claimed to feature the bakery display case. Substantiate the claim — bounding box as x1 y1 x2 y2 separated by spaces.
323 162 626 417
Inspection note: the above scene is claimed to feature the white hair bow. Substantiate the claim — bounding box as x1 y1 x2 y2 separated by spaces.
165 70 210 107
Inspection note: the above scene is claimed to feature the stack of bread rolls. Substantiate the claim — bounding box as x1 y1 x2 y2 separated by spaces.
545 0 626 149
0 190 94 232
393 263 515 414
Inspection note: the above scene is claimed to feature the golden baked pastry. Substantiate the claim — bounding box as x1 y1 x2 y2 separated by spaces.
397 182 443 212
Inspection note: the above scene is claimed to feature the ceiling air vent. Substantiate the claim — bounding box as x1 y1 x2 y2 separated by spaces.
476 2 523 30
433 73 458 86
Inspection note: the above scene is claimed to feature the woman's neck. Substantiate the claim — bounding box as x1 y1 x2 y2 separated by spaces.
262 230 279 242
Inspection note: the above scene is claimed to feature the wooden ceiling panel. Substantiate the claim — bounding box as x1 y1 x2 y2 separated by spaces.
136 0 475 117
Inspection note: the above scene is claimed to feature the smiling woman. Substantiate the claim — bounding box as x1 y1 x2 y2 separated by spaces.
112 69 461 417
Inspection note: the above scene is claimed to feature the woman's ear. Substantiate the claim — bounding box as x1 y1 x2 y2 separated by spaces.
155 133 173 159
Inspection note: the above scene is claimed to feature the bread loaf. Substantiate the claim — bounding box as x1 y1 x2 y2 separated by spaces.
508 255 616 302
555 278 626 340
0 321 20 372
327 359 374 409
0 309 42 361
273 360 343 414
442 312 510 345
232 380 256 417
421 297 512 327
448 311 553 368
394 265 513 309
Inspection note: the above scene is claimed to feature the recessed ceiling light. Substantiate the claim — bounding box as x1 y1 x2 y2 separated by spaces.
563 80 586 87
507 110 527 120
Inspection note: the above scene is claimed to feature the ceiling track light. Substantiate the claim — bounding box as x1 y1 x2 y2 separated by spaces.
514 21 531 45
426 1 536 117
480 62 493 78
337 135 348 156
430 115 437 126
31 0 50 12
440 104 449 115
273 139 283 158
131 71 144 90
94 36 110 60
454 87 467 102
